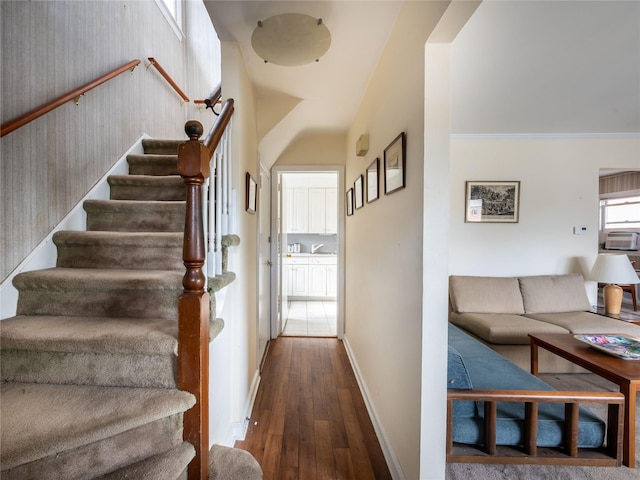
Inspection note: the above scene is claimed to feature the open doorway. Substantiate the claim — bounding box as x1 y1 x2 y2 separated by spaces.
597 169 640 314
270 166 345 339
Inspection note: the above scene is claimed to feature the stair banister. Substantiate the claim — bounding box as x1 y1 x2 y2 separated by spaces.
178 91 234 479
202 96 234 276
178 121 211 480
1 59 140 138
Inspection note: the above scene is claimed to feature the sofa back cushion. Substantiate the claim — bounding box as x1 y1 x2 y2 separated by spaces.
449 276 525 314
519 274 591 313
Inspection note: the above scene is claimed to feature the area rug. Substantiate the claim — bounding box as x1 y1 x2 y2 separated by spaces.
446 373 639 480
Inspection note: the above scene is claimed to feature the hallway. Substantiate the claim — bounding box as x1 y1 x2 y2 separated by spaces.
234 337 392 479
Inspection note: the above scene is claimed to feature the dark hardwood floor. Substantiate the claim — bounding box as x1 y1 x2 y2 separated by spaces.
234 337 392 480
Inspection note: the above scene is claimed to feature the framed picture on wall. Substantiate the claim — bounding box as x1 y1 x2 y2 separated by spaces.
384 132 406 194
246 172 257 214
346 188 354 216
354 174 364 209
366 158 379 203
465 180 520 223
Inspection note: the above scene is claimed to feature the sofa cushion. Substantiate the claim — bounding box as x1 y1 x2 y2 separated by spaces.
447 346 473 389
447 346 476 417
524 311 640 336
449 276 524 314
448 323 605 448
450 312 569 345
519 274 591 313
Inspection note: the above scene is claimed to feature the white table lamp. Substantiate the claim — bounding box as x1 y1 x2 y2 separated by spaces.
590 253 640 315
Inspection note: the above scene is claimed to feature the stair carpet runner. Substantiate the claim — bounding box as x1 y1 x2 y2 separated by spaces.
0 140 198 479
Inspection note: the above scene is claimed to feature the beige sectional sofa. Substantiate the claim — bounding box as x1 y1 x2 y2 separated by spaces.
448 273 640 373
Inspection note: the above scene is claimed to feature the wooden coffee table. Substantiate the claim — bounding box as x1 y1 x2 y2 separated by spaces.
529 333 640 468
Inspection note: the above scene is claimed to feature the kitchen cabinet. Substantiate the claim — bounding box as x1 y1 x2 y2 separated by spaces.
290 264 308 296
283 255 337 299
326 264 337 297
325 188 337 233
286 188 309 233
284 256 308 296
308 263 327 296
308 188 326 234
285 187 336 234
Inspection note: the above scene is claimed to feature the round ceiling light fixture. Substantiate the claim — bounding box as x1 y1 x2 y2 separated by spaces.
251 13 331 66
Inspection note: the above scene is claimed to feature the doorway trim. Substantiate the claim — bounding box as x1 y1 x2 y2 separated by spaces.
270 165 345 339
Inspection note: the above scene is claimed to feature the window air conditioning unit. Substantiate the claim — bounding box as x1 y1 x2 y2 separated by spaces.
605 231 639 251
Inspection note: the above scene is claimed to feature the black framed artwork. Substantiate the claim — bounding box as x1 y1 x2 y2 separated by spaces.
465 180 520 223
246 172 257 214
354 174 364 209
366 158 379 203
346 188 354 216
384 132 406 195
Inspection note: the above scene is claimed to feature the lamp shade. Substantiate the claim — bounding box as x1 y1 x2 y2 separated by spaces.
589 253 640 284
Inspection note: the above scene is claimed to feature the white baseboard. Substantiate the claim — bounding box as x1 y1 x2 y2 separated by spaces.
0 135 149 320
342 336 405 480
225 369 261 447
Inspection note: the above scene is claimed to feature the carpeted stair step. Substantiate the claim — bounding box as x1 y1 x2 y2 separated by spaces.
1 315 179 388
127 154 179 176
84 199 185 232
1 314 226 388
98 441 194 480
53 231 184 270
108 175 186 201
142 139 182 155
0 382 194 479
13 268 183 319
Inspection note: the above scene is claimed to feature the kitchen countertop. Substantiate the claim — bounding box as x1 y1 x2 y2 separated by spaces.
285 253 337 257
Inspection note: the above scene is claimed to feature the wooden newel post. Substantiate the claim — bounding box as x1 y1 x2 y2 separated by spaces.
177 120 211 480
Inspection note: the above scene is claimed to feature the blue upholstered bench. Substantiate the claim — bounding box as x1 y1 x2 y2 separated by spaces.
447 323 624 465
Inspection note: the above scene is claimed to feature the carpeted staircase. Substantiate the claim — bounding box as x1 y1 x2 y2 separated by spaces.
0 139 260 479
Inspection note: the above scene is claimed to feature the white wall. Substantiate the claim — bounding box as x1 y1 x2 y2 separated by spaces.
344 3 450 479
448 136 640 304
216 41 261 443
275 133 346 166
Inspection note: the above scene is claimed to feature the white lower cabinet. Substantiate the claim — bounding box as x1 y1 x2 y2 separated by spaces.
290 265 308 297
284 255 337 299
326 264 337 297
308 264 327 296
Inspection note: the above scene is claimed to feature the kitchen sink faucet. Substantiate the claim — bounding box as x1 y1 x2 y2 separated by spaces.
311 243 324 254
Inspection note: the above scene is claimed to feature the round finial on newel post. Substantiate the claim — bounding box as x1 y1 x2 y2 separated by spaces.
185 120 203 141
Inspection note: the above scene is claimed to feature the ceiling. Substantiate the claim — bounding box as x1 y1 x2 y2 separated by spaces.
204 1 640 164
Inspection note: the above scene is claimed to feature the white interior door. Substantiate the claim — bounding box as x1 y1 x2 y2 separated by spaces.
270 172 285 338
257 164 271 368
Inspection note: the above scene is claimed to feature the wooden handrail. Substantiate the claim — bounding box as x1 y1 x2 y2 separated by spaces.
1 59 140 138
194 84 222 114
147 57 190 103
204 84 222 113
203 98 234 157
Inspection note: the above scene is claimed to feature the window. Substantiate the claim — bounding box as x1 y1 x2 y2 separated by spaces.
600 196 640 229
155 0 184 39
161 0 177 20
